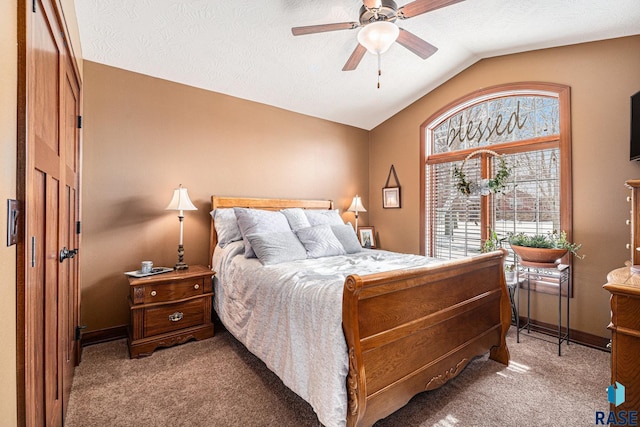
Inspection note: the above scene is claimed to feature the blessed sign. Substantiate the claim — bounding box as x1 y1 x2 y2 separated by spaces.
430 95 559 154
446 101 529 147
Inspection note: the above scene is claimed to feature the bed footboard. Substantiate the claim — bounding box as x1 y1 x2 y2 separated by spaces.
342 250 510 427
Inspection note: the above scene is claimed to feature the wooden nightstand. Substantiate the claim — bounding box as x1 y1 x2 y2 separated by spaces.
127 264 214 358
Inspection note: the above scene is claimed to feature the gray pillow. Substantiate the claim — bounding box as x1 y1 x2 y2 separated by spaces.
234 208 291 258
281 208 311 231
245 231 307 265
331 224 362 254
304 209 344 226
211 209 242 248
296 224 346 259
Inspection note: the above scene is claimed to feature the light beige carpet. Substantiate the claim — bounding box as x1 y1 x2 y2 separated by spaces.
65 327 611 426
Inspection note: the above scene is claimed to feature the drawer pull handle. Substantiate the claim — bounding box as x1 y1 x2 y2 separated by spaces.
194 284 200 290
626 219 632 225
150 290 157 297
169 312 183 322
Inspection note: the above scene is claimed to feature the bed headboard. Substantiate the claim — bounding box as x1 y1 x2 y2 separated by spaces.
208 196 334 267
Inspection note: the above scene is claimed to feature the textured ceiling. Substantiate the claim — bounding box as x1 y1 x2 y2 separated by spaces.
75 0 640 130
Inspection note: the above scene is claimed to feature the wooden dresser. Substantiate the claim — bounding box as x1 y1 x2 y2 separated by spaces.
603 179 640 411
604 267 640 411
127 265 214 358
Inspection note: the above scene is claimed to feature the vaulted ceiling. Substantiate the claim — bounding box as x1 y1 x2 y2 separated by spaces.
75 0 640 130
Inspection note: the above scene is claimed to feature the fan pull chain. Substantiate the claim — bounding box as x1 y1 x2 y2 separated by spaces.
377 53 382 89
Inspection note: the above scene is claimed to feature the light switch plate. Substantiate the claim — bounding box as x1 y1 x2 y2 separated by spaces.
7 199 19 246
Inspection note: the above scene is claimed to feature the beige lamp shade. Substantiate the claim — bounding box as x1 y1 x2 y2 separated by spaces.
348 195 367 213
166 185 197 212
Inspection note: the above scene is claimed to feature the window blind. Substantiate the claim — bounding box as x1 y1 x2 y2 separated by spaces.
426 157 482 259
426 148 560 262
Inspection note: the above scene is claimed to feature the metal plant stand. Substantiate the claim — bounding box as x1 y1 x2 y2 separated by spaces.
516 261 571 356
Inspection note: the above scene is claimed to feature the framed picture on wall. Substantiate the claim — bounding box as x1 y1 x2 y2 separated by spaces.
358 226 376 249
383 187 401 209
383 165 401 209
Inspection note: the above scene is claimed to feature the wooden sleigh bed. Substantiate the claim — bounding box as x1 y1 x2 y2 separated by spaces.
209 196 511 427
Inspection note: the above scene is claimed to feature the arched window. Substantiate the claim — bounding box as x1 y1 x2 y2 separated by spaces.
420 83 572 293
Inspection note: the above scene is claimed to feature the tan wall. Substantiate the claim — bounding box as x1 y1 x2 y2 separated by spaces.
1 1 18 424
369 35 640 339
81 61 370 331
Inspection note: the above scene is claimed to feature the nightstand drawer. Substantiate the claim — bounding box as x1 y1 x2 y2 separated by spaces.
140 278 205 303
144 298 205 337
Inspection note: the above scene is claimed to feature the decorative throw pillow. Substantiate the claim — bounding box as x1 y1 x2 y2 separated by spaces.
296 224 346 259
234 208 291 258
245 231 308 265
331 224 362 254
211 208 242 248
281 208 312 231
304 209 344 226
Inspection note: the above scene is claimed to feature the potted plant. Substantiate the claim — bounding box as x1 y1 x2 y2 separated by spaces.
508 230 584 264
503 263 516 283
481 228 505 253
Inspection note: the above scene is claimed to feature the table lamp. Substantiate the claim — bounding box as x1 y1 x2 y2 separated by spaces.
347 195 367 231
166 184 197 270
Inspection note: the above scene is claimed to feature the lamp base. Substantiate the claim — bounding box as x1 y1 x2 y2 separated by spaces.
174 243 188 270
174 262 189 270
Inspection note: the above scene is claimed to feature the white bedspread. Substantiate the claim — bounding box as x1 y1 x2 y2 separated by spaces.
212 241 443 427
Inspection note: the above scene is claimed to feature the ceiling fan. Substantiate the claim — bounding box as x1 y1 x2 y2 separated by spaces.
291 0 465 72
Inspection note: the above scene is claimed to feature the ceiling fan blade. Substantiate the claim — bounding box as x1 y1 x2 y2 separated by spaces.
363 0 382 8
292 22 359 36
396 28 438 59
398 0 464 19
342 44 367 71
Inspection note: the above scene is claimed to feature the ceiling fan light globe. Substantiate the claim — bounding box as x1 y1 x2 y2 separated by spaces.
357 21 399 54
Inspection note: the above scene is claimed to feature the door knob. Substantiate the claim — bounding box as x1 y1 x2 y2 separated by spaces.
59 247 78 263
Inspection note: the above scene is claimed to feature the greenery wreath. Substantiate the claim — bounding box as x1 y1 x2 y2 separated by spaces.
452 149 511 196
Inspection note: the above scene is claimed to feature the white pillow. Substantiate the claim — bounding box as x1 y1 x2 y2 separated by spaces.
331 224 362 254
296 224 346 259
234 208 291 258
245 231 307 265
281 208 312 231
304 209 344 226
211 209 242 248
